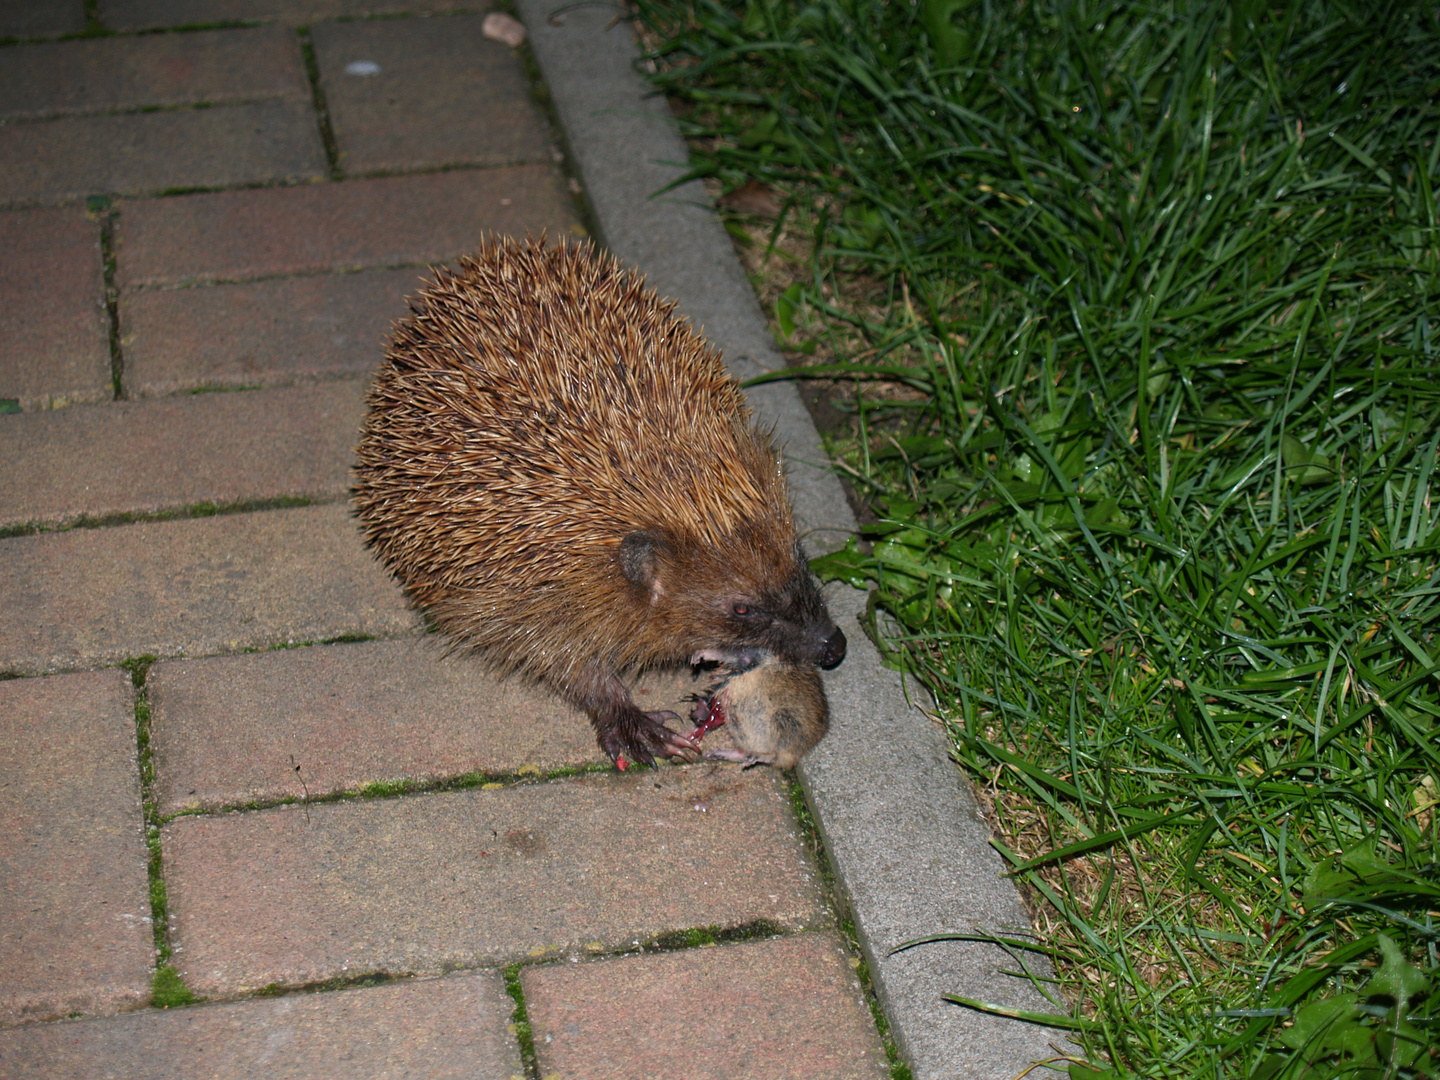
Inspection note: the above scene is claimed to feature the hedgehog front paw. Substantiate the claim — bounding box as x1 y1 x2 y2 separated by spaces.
601 709 700 769
643 710 703 764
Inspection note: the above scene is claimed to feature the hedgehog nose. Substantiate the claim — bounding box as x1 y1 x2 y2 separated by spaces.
818 627 846 669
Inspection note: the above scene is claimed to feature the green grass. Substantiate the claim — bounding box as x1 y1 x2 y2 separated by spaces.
632 1 1439 1077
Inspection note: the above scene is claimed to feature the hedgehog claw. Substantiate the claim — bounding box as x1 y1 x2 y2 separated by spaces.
602 733 654 769
600 709 699 768
648 711 702 763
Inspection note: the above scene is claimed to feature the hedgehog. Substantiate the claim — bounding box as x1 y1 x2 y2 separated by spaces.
688 652 830 770
352 237 846 768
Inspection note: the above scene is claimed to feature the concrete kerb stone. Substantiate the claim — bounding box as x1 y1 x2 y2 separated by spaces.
515 3 1066 1077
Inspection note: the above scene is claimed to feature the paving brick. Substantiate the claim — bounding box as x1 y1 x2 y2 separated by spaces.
148 636 610 815
525 933 889 1080
0 971 523 1079
0 101 327 208
0 1 84 37
147 645 720 815
0 380 366 530
100 0 469 32
0 206 110 411
0 503 416 676
162 768 826 997
121 266 421 396
0 26 309 122
115 168 580 290
312 15 552 176
0 669 152 1027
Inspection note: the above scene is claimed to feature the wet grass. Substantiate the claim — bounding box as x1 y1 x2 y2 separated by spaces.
633 1 1440 1077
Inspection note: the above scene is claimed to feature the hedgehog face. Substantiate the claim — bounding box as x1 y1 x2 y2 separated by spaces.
723 553 847 670
620 531 846 671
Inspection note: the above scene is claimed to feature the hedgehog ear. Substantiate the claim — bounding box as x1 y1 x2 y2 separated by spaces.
619 530 668 600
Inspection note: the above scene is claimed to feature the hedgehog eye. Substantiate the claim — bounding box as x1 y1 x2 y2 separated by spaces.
732 603 753 617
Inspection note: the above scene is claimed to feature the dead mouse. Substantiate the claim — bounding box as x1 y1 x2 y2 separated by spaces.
688 652 830 769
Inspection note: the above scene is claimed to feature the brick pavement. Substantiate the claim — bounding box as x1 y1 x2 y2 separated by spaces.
0 4 891 1076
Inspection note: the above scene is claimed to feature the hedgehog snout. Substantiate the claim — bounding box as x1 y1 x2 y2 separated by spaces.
817 626 847 669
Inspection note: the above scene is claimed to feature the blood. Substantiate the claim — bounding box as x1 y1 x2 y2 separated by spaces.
689 697 728 742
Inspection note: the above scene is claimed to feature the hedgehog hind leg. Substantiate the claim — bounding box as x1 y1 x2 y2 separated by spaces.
569 670 701 769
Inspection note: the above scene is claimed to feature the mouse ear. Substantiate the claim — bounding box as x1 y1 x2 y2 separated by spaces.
619 530 668 601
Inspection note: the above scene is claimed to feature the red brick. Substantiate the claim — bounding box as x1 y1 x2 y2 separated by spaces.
100 0 469 32
0 206 109 411
0 669 152 1027
524 934 889 1080
312 15 552 176
0 503 416 676
120 266 422 396
147 636 609 815
115 168 580 289
161 768 827 997
0 380 366 530
0 971 523 1079
0 102 327 208
0 26 309 122
0 2 84 37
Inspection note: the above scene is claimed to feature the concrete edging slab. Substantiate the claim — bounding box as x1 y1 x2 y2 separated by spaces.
514 5 1062 1077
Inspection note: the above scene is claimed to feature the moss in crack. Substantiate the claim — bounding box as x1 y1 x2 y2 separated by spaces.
503 964 542 1080
126 654 205 1009
0 495 326 540
649 919 784 953
787 776 913 1080
297 26 342 179
81 0 112 36
90 198 123 400
151 965 196 1008
153 759 615 822
254 971 400 998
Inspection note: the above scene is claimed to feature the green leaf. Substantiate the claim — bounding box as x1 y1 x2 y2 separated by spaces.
1364 933 1430 1014
920 0 979 67
810 538 874 589
738 110 785 149
775 282 803 339
942 992 1101 1030
1274 993 1359 1051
